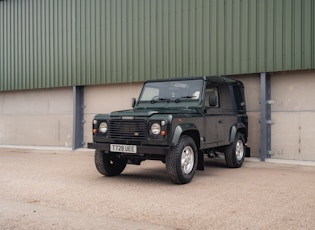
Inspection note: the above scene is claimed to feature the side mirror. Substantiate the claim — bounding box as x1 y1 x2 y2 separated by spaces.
209 93 217 107
131 98 137 108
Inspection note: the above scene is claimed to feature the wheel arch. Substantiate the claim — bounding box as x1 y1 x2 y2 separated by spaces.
172 124 200 148
229 123 248 143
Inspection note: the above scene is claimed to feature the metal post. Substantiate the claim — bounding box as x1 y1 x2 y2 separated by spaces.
266 73 272 159
72 86 85 150
260 73 267 161
260 73 273 161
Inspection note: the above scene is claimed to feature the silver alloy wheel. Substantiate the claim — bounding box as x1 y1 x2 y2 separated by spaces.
235 140 244 161
181 146 194 174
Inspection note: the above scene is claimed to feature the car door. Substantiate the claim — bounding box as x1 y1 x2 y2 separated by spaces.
204 84 225 145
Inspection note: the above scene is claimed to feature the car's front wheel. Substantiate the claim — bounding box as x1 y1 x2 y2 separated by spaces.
94 150 127 176
166 135 198 184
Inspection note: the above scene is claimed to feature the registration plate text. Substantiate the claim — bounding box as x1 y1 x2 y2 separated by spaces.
110 144 137 154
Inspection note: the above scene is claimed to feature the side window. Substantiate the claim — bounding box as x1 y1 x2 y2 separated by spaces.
233 85 245 111
205 85 219 108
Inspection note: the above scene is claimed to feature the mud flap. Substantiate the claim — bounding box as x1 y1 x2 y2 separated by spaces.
197 150 204 170
246 146 251 157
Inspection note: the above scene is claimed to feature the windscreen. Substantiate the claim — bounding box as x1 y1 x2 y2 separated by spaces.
137 79 204 108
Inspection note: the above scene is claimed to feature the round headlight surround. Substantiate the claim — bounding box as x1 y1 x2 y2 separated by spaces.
99 122 108 133
151 123 161 135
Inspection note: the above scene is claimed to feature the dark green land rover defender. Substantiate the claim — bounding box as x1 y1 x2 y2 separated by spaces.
88 76 250 184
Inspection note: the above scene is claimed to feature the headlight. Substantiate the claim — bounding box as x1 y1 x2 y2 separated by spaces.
99 122 108 133
150 123 161 135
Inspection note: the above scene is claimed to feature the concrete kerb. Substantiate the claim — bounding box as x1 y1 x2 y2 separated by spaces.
246 156 315 167
0 145 72 151
0 145 94 153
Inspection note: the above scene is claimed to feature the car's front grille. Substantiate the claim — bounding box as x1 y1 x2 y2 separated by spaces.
108 119 148 140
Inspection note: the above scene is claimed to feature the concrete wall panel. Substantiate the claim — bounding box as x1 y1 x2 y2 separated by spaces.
272 112 301 159
272 70 315 112
0 88 73 147
246 112 260 157
271 70 315 161
0 115 72 147
300 113 315 158
271 111 315 161
84 83 143 114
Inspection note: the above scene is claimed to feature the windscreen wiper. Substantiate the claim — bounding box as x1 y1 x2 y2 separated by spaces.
150 97 171 104
174 96 193 103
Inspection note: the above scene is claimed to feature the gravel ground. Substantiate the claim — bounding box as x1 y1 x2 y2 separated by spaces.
0 147 314 229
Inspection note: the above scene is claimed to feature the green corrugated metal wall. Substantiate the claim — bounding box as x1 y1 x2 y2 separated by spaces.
0 0 314 91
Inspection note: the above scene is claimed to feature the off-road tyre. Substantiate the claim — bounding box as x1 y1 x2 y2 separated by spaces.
225 132 245 168
94 150 127 176
166 135 198 184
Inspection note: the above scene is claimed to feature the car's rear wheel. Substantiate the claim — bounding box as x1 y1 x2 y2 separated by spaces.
95 150 127 176
166 135 198 184
224 132 245 168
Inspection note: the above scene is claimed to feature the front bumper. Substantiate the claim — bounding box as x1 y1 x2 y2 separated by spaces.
87 142 171 155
